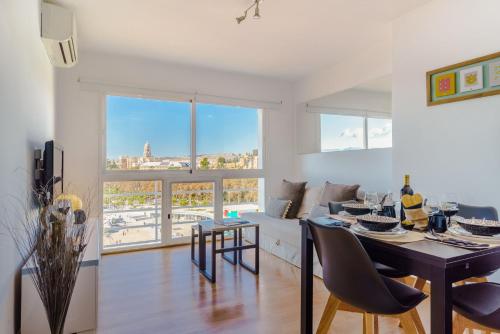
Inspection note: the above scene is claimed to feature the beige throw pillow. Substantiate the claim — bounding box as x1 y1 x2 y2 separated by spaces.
297 186 322 219
319 181 360 206
277 179 307 219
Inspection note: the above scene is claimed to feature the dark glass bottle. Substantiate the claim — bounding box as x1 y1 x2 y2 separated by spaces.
400 174 414 221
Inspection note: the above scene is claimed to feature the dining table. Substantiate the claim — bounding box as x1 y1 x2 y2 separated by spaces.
300 216 500 334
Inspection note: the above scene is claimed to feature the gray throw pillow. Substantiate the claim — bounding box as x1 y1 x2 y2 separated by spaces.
277 179 307 219
266 198 292 219
328 200 357 214
308 204 330 219
319 181 360 206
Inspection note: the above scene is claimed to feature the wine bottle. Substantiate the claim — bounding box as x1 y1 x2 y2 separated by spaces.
400 174 414 221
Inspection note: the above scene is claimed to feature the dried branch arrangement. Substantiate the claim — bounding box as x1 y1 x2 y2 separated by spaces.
2 188 92 334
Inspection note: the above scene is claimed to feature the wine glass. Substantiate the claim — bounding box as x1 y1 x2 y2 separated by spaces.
440 193 459 225
425 196 440 215
364 192 379 215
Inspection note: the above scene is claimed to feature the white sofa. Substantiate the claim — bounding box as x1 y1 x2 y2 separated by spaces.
241 186 371 277
241 186 326 277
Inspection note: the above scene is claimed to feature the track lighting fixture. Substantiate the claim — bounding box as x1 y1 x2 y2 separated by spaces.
236 0 263 24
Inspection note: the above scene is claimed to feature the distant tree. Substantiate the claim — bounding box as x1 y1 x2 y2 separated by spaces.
217 156 226 169
200 157 210 169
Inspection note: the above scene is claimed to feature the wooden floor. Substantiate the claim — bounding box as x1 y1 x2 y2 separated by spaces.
97 245 431 334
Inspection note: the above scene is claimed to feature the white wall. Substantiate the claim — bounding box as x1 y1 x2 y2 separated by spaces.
392 0 500 208
296 149 392 192
294 28 392 103
393 0 500 283
0 1 55 333
295 88 393 192
55 52 296 211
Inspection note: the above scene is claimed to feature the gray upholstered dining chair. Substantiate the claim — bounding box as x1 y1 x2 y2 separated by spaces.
453 282 500 333
457 203 498 221
309 221 427 334
456 203 499 284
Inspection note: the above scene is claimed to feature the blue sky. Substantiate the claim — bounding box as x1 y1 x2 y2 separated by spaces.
106 96 259 159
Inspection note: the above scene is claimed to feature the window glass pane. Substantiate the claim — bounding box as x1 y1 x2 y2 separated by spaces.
320 114 364 151
106 95 191 170
103 181 162 249
196 103 262 169
172 182 214 239
223 178 264 218
368 118 392 149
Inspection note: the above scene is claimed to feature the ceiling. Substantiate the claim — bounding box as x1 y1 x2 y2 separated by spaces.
57 0 431 80
356 75 393 93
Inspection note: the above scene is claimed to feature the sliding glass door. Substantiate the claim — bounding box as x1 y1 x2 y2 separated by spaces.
102 181 162 249
171 182 214 240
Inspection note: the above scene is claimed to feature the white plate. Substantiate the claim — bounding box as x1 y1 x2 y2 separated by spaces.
447 224 500 244
351 224 408 239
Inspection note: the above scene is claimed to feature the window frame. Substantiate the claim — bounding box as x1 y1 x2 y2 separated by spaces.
99 90 268 254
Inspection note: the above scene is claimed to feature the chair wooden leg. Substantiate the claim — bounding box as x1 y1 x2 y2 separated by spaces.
316 294 341 334
374 315 379 334
414 277 426 291
363 313 375 334
453 313 464 334
409 308 426 334
399 311 417 334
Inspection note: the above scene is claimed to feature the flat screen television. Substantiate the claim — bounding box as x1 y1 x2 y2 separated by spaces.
41 140 64 200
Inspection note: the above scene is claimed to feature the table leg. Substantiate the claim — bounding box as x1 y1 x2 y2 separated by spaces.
211 231 217 283
191 226 196 263
198 225 206 271
238 226 259 274
301 222 314 334
221 230 238 265
255 226 259 275
430 269 453 334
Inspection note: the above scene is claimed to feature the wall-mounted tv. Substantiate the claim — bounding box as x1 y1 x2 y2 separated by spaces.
35 140 64 202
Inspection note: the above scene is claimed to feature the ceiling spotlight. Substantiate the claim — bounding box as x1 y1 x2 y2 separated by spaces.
236 0 263 24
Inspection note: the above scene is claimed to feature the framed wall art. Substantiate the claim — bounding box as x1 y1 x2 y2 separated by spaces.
426 51 500 106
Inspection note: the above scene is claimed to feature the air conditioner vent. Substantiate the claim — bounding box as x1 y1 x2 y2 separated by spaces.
41 3 78 68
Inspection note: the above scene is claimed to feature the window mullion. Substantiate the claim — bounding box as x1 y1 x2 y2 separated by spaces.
191 98 197 174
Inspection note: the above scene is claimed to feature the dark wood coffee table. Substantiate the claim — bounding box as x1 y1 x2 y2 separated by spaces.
191 219 259 283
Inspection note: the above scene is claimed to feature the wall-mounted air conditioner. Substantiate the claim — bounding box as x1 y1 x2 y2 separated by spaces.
41 2 78 68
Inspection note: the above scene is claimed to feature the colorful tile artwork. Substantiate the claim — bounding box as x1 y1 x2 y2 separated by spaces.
435 72 456 97
459 65 483 92
489 60 500 87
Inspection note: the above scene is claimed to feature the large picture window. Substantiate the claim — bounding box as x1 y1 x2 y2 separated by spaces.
102 95 265 252
196 103 262 170
106 96 191 171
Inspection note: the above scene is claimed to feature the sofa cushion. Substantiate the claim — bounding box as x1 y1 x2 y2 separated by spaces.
308 204 330 219
266 198 292 219
297 186 322 219
277 179 307 219
319 181 360 206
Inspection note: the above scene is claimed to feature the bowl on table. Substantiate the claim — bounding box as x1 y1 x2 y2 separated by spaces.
342 203 372 216
454 216 500 237
356 214 400 232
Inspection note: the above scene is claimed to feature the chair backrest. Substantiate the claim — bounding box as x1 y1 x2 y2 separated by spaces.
458 203 498 220
308 221 403 314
